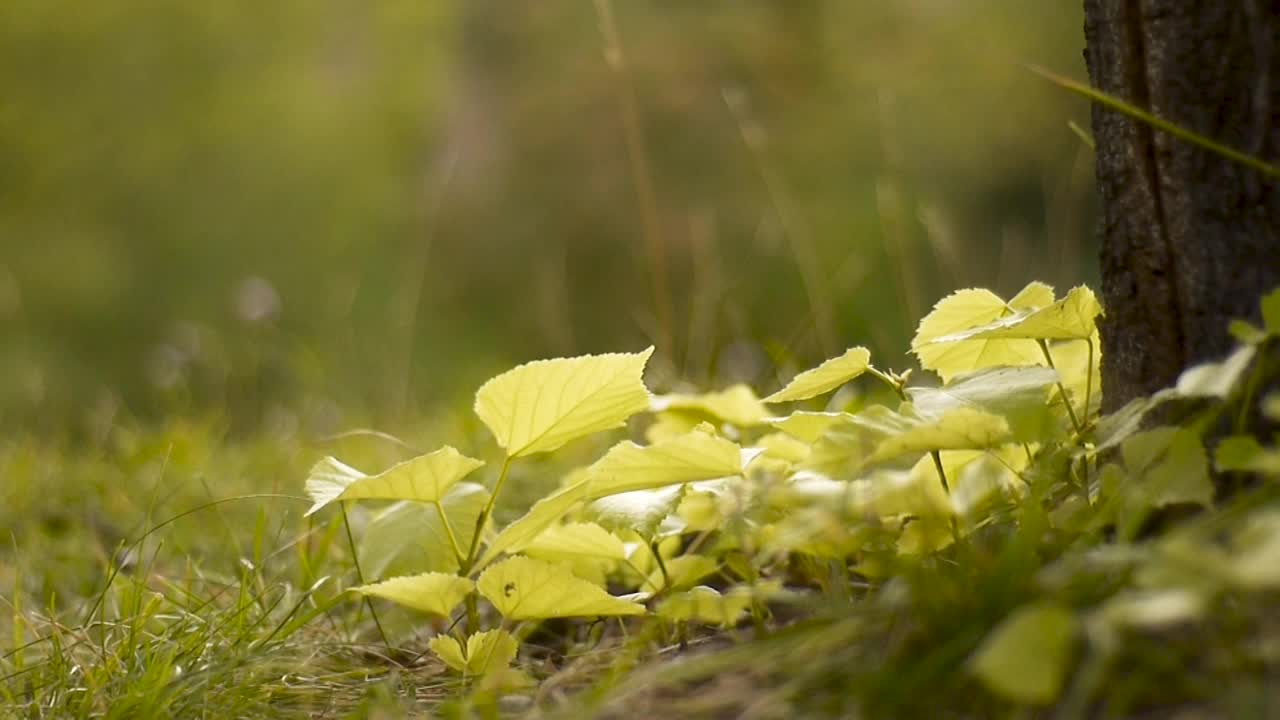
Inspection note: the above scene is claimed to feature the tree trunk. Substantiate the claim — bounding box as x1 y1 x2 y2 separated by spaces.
1083 1 1280 414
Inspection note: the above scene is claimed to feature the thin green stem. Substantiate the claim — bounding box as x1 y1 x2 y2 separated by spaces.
462 457 514 574
1085 338 1096 424
1037 339 1083 434
1235 339 1270 433
650 540 672 595
432 501 466 570
931 450 962 546
340 502 390 649
1029 64 1280 178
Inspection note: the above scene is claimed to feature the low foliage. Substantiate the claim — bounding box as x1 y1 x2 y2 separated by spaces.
303 283 1280 713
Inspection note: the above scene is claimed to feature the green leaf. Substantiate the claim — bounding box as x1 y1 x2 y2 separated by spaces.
1099 589 1206 630
1119 428 1214 516
650 384 768 427
1174 345 1256 398
641 554 718 593
911 284 1049 382
767 411 856 444
359 482 489 577
429 629 519 676
908 366 1058 441
585 428 743 498
971 603 1079 706
520 522 628 562
476 556 646 619
656 585 763 626
1091 390 1178 453
353 572 474 617
1262 287 1280 334
587 485 687 537
1227 511 1280 589
304 446 485 516
925 286 1102 343
1216 436 1280 475
477 477 592 569
474 347 654 457
763 346 871 403
868 407 1011 465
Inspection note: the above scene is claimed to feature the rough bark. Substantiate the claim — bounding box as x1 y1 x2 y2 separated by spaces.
1084 0 1280 414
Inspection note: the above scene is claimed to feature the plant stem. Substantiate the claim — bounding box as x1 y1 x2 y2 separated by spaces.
340 501 390 648
650 540 672 595
1235 339 1270 432
1084 338 1096 425
1037 339 1083 434
432 501 466 570
868 367 909 402
462 456 514 574
931 450 962 546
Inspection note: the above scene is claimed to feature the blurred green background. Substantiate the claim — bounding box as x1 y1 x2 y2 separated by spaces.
0 1 1094 436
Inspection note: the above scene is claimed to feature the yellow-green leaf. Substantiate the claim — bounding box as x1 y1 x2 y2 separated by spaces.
520 522 627 562
353 572 474 617
924 286 1102 343
763 346 872 403
477 556 646 619
474 347 654 457
650 384 768 427
477 477 591 569
768 411 855 444
1175 345 1256 398
359 483 489 577
869 408 1011 465
429 629 518 676
641 554 718 593
971 603 1079 705
304 446 485 516
656 585 758 626
587 486 687 537
585 429 743 498
911 285 1049 382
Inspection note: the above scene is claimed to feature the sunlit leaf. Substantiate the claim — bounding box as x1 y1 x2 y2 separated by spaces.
644 410 704 443
476 556 645 619
925 286 1101 343
763 346 872 403
868 408 1011 465
304 446 485 516
971 603 1079 705
353 572 474 617
474 347 654 457
908 366 1058 441
520 522 627 562
651 384 768 427
641 554 718 593
429 629 519 676
655 584 772 626
585 429 743 498
911 284 1050 382
1174 345 1256 398
755 432 812 464
477 477 591 569
767 411 856 444
360 482 489 577
587 485 687 537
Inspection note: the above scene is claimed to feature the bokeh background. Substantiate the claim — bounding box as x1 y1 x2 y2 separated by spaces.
0 1 1095 437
